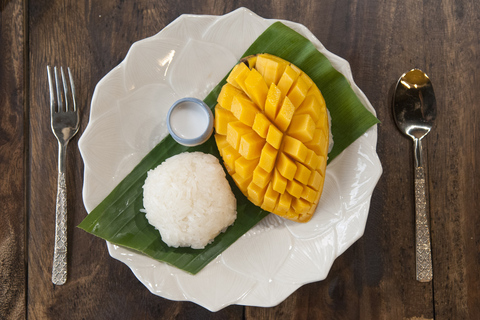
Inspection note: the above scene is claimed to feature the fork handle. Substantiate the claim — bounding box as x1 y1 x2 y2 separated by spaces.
413 138 433 282
52 142 68 285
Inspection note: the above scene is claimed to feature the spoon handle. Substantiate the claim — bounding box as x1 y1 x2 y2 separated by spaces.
413 138 433 282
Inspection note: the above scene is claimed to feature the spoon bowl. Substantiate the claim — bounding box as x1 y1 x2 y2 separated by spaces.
394 69 436 141
393 68 436 282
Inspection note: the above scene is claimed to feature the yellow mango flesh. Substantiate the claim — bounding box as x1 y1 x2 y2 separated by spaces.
214 53 329 223
256 53 288 88
244 68 269 110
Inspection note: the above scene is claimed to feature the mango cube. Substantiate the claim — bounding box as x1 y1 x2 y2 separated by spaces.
258 143 278 173
305 129 327 156
235 156 259 179
252 166 272 189
308 170 323 191
286 209 300 220
247 181 267 207
226 121 250 150
277 65 300 95
282 136 308 162
301 186 318 203
286 179 303 198
317 155 327 176
266 124 283 149
288 113 315 142
244 68 269 110
292 197 311 215
316 110 328 131
261 182 280 212
296 94 321 122
264 83 283 122
276 152 297 180
215 105 237 135
304 149 321 170
275 192 293 215
222 145 240 173
305 86 326 112
294 162 311 185
231 95 260 127
217 83 247 111
287 76 309 108
226 62 250 90
274 96 295 132
252 113 272 138
272 168 287 194
214 133 229 156
232 172 252 194
255 54 288 87
239 131 265 160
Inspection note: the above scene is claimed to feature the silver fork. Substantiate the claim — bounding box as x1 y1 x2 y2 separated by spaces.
47 66 80 285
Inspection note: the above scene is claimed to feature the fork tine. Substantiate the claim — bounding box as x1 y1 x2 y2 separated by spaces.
54 66 63 112
60 67 70 112
67 67 77 112
47 66 56 114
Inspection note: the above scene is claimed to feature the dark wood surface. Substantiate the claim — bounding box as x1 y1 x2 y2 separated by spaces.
1 0 479 319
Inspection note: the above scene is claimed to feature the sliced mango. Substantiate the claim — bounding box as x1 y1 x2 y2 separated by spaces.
288 113 315 142
308 170 323 191
244 68 269 110
258 142 278 173
256 53 288 87
282 136 308 163
287 76 309 108
294 162 311 185
264 83 283 122
275 192 293 215
247 181 267 207
277 65 300 94
252 166 272 189
274 96 295 132
226 121 250 150
235 156 259 180
296 94 321 122
252 113 272 138
286 179 303 198
239 131 265 160
217 83 247 111
266 124 283 149
276 152 297 181
222 145 240 173
226 62 250 91
215 105 237 135
261 182 280 212
231 95 260 127
272 168 287 194
214 133 229 156
214 53 329 222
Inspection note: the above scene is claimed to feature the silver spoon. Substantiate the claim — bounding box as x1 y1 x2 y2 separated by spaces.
393 68 436 282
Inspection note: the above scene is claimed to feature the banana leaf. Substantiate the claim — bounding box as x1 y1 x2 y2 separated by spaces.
78 21 380 274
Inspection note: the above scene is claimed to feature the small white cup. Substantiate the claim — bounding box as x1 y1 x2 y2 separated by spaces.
167 97 214 147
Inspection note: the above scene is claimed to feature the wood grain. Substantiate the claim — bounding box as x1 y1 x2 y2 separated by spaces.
0 0 477 319
0 0 26 319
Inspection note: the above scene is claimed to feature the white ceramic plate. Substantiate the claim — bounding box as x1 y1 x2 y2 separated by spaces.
78 7 382 312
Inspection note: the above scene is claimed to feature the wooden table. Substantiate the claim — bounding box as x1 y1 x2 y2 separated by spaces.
2 1 479 319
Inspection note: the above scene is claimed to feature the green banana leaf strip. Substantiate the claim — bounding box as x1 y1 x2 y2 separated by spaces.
78 21 380 274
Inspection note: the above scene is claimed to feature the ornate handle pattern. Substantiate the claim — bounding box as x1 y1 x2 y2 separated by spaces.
414 164 433 282
52 143 68 285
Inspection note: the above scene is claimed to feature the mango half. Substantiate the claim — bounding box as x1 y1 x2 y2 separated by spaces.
214 53 329 223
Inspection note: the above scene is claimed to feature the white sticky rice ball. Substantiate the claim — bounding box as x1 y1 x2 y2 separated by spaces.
142 152 237 249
